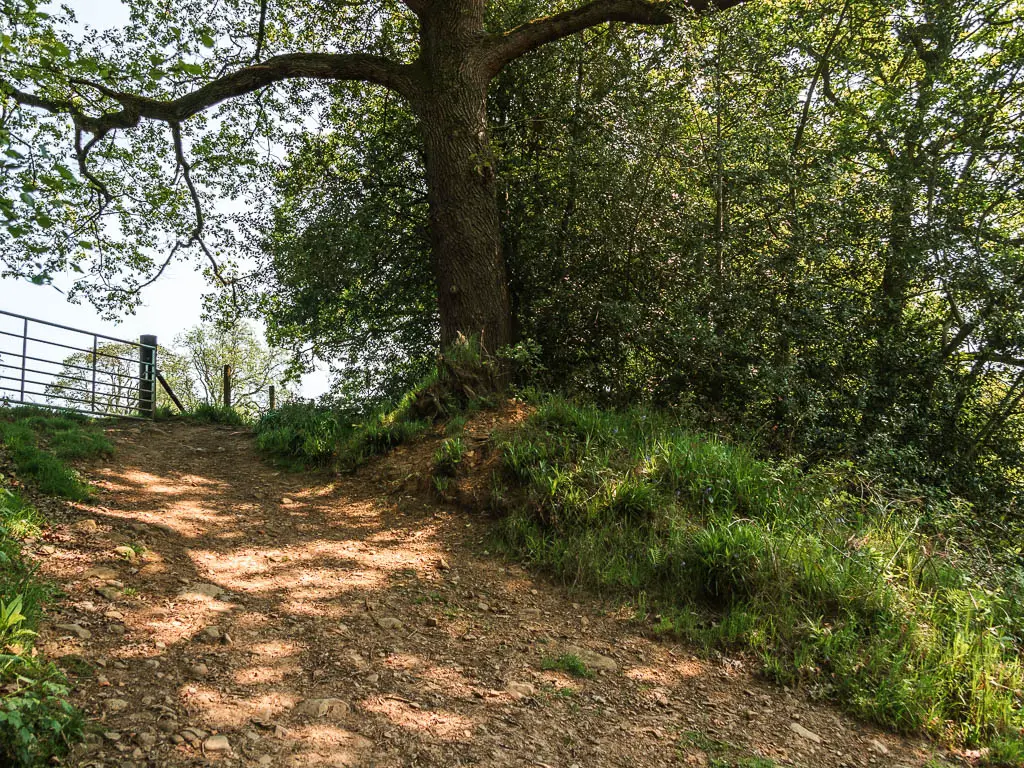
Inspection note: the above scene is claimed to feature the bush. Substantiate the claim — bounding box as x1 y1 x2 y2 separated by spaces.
493 395 1024 750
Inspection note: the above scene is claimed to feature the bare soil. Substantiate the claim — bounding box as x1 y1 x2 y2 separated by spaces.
29 418 953 767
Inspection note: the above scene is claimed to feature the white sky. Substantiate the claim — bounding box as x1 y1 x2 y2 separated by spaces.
0 0 330 400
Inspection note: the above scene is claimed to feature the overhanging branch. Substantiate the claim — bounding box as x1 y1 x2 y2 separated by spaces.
5 52 420 141
483 0 748 77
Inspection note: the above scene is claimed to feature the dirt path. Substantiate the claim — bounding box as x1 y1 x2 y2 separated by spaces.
32 420 945 767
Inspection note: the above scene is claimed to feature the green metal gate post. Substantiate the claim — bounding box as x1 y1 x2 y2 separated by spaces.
139 335 157 418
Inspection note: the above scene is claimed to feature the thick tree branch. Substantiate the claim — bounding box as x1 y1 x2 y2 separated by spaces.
4 52 420 140
483 0 748 77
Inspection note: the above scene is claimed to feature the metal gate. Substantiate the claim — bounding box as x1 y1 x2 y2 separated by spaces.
0 310 157 419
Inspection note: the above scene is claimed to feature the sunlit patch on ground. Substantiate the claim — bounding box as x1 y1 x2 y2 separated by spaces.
361 696 476 741
278 726 373 767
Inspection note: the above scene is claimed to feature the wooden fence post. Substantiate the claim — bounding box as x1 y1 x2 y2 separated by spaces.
269 384 276 411
223 364 232 408
139 335 157 418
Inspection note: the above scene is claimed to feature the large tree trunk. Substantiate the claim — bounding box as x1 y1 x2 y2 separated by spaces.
417 3 513 354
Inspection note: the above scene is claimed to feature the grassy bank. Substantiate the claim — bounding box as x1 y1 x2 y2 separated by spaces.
247 373 1024 760
490 396 1024 760
0 407 112 500
0 407 115 765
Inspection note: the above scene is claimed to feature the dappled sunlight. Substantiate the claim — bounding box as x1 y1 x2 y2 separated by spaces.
31 417 936 768
180 685 300 729
247 640 303 659
279 726 372 766
625 658 702 685
409 663 479 699
361 696 476 742
232 661 303 686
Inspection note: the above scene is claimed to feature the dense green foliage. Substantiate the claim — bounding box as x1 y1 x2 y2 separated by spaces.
0 409 104 764
258 0 1024 511
493 396 1024 753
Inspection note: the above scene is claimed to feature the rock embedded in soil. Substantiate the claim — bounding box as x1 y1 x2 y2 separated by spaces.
376 616 404 630
136 732 157 748
294 698 350 719
507 682 535 699
204 734 232 753
790 722 822 744
869 738 889 756
563 645 619 673
95 586 120 601
71 519 99 534
179 582 225 600
199 625 230 643
104 698 129 713
114 545 137 560
85 566 119 580
56 623 92 640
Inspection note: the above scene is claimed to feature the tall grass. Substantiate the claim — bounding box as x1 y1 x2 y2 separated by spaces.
492 396 1024 757
184 403 249 426
255 338 494 470
254 398 432 470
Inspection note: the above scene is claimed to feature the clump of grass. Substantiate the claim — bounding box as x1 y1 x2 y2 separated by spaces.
493 395 1024 751
256 337 495 472
185 403 248 426
0 408 112 500
336 404 430 471
433 437 465 479
0 487 42 539
540 653 593 679
255 402 344 466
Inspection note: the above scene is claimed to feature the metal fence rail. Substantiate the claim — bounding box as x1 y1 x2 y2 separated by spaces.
0 309 157 419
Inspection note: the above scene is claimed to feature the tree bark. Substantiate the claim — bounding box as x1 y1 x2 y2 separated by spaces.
416 0 513 352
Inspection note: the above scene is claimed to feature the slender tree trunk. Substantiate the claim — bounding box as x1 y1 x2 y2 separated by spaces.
416 4 513 354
